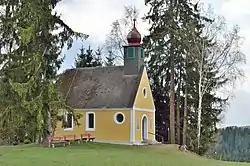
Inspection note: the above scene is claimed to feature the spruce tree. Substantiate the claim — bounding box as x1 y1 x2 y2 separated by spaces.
143 0 206 145
0 0 87 144
75 45 102 68
105 51 116 66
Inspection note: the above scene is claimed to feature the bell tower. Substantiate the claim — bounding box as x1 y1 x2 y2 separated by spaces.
123 19 144 75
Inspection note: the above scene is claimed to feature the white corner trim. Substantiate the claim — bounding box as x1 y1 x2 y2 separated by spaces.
134 107 155 112
86 112 96 131
153 111 156 141
144 67 156 111
114 112 125 124
133 109 135 142
130 109 134 143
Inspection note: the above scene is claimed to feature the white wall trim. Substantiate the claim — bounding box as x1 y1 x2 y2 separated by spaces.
86 112 96 131
144 67 156 111
64 112 74 131
134 107 155 112
130 109 135 144
130 67 145 144
153 111 156 141
130 108 135 144
74 108 132 111
114 112 125 124
94 140 132 145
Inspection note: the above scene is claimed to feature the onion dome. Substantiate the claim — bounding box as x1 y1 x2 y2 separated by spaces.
127 19 141 46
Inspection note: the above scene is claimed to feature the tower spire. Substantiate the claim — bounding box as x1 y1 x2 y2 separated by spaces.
127 18 141 46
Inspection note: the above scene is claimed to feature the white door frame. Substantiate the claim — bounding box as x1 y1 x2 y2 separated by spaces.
141 114 148 140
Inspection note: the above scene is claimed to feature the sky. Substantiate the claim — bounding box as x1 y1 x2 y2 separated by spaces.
55 0 250 127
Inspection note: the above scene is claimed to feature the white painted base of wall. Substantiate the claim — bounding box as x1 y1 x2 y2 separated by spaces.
94 140 131 145
92 140 162 146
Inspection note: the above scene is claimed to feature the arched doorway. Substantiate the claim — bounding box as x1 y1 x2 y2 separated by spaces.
142 115 148 140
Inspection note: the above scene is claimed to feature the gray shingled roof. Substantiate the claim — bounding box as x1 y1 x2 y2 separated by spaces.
60 66 143 109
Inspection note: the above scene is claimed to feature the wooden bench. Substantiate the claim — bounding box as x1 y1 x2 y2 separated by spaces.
48 136 67 148
63 134 81 144
80 133 95 142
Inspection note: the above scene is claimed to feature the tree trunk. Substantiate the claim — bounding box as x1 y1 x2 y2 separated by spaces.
183 84 187 145
169 55 175 144
197 69 203 148
176 73 181 145
42 107 53 147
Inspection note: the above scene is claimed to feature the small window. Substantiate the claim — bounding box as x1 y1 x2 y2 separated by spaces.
140 48 144 58
127 47 135 59
136 117 140 130
64 113 73 130
86 112 95 131
142 87 147 98
114 112 125 124
149 118 153 129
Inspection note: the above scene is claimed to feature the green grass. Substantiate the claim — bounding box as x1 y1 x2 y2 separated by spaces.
0 143 249 166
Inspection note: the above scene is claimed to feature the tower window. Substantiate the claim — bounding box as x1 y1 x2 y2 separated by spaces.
127 47 135 59
140 48 144 58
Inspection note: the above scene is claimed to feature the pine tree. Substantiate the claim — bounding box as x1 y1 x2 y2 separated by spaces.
105 51 116 66
75 45 102 68
0 0 87 144
143 0 206 145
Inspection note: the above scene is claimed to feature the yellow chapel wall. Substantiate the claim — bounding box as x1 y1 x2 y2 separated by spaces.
54 109 131 143
133 67 156 142
134 111 155 141
134 68 155 110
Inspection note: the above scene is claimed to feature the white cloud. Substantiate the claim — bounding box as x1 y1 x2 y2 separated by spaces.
221 0 250 19
55 0 149 44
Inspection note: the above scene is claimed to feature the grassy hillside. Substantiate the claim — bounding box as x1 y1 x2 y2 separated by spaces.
0 143 249 166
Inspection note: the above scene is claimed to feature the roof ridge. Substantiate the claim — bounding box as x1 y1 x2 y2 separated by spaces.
75 65 123 70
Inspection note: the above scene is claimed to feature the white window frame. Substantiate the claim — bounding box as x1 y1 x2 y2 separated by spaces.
114 112 125 124
86 112 95 131
64 112 74 131
142 87 147 98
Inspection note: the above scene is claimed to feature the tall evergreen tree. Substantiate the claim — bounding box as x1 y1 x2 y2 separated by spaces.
0 0 87 144
143 0 206 145
75 45 102 68
105 51 116 66
143 0 244 155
